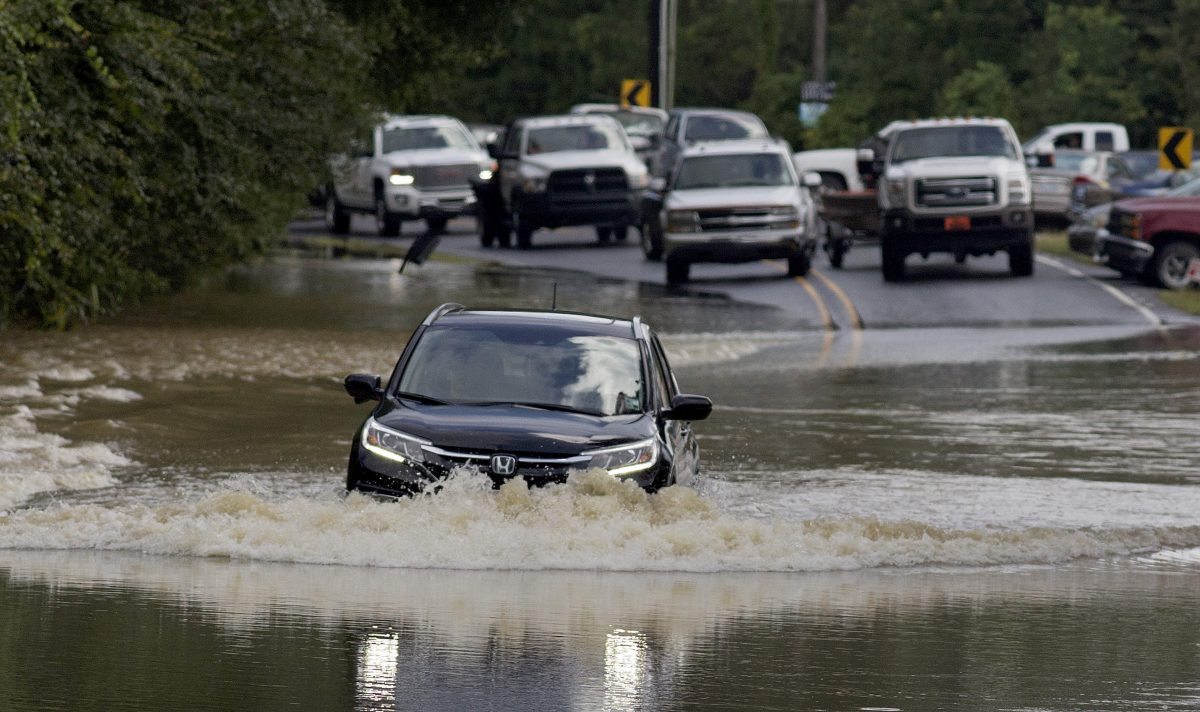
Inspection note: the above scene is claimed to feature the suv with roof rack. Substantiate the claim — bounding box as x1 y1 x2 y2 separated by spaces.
325 115 491 236
342 304 712 495
491 114 649 248
869 117 1034 280
643 139 821 284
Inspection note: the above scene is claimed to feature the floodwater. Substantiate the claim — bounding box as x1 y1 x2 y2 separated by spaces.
1 253 1199 711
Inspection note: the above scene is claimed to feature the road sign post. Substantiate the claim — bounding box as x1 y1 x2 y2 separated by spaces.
620 79 652 109
1159 127 1194 171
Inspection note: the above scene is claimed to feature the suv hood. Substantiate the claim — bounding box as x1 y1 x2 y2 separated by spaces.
892 156 1018 178
375 402 653 455
521 150 636 173
382 148 486 168
666 185 800 210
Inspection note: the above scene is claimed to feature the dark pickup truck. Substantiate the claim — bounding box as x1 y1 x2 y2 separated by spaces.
1096 196 1200 289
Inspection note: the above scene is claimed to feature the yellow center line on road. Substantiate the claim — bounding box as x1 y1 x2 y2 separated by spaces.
793 275 836 331
809 268 864 330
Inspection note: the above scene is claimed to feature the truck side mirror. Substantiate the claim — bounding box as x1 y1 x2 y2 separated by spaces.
802 172 823 189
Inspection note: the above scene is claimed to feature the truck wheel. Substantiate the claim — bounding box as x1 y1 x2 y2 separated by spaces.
596 226 612 243
1148 240 1200 289
881 242 906 282
514 211 533 249
375 196 401 237
787 251 811 277
666 258 690 285
479 219 495 247
426 216 448 235
325 191 351 234
612 225 629 241
640 218 663 261
1009 240 1034 277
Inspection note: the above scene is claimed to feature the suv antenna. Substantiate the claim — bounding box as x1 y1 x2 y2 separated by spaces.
551 282 558 310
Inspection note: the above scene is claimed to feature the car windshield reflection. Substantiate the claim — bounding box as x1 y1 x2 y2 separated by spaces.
674 153 794 190
397 325 645 416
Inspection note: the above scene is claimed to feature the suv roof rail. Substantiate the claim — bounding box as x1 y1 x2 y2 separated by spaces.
631 315 646 340
423 302 465 325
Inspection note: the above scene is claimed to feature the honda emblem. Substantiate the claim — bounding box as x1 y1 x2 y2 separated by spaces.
490 454 517 476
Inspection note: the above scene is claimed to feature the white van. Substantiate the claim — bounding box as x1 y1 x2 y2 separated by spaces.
1022 122 1130 155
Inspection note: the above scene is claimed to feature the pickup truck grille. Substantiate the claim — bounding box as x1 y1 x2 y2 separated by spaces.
697 207 794 232
916 177 996 208
548 168 628 194
412 164 477 190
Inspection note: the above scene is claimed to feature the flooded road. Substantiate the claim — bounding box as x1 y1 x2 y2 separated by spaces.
2 253 1199 710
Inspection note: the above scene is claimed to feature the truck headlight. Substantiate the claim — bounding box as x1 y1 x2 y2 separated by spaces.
885 178 906 207
769 205 802 229
667 209 699 233
581 438 658 477
1008 177 1030 204
362 418 429 464
521 174 548 193
389 169 415 186
628 170 649 190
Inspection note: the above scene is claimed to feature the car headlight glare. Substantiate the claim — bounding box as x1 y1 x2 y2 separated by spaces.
479 169 493 181
667 210 699 233
389 171 415 186
362 418 429 464
582 438 658 477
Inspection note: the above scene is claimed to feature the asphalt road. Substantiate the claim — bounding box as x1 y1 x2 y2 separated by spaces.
295 214 1197 333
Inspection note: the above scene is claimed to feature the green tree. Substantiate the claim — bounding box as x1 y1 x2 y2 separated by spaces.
938 61 1014 118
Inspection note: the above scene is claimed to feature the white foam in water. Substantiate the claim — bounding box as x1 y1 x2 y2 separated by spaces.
0 406 126 511
1 469 1197 572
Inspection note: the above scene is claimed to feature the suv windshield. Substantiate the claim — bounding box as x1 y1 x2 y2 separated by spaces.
683 115 767 142
891 126 1017 163
381 124 476 153
674 153 794 190
526 123 625 154
397 325 645 416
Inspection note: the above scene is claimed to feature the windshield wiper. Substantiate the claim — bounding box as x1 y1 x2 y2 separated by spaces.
395 391 451 405
464 401 605 417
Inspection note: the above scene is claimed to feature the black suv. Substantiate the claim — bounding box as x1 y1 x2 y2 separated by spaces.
343 304 712 495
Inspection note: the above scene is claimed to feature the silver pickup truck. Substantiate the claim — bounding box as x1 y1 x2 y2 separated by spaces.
325 115 491 236
872 118 1034 280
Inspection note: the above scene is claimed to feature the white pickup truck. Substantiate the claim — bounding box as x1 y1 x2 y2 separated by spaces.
325 115 491 236
871 118 1034 280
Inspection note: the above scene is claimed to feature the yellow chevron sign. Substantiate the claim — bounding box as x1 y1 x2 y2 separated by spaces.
1159 127 1193 171
620 79 651 109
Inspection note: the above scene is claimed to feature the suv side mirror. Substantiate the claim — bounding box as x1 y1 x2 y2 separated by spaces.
664 393 712 421
344 374 382 404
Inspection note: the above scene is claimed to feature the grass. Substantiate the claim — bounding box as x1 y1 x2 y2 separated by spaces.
1034 229 1091 265
1159 289 1200 315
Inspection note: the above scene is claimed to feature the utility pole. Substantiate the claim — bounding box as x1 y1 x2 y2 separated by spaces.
812 0 827 84
654 0 676 111
648 1 661 106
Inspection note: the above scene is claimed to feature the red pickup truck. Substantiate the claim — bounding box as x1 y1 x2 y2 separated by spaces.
1096 195 1200 289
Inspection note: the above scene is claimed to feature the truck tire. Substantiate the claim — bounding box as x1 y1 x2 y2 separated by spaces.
596 226 612 242
1009 238 1034 277
881 242 906 282
787 251 811 277
612 225 629 241
513 210 534 249
641 217 664 261
325 191 351 234
426 216 448 235
666 258 690 285
1148 239 1200 289
375 196 401 237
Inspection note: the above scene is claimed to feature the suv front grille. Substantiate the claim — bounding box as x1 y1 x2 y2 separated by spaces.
412 164 477 190
916 176 996 208
696 207 794 232
548 168 628 194
422 444 587 479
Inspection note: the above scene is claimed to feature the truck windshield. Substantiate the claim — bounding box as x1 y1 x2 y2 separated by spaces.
526 124 626 154
588 110 664 137
397 325 645 417
891 126 1017 163
381 125 477 153
674 153 794 190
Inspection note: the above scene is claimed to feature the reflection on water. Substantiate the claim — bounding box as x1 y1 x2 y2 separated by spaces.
357 632 399 710
605 629 649 711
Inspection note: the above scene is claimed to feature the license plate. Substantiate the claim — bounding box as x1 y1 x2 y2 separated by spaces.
944 216 971 231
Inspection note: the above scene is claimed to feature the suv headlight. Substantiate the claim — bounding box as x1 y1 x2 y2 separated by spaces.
521 174 548 193
389 168 415 186
769 205 801 229
581 438 658 477
667 209 699 233
1007 177 1030 204
362 418 429 464
885 178 906 207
